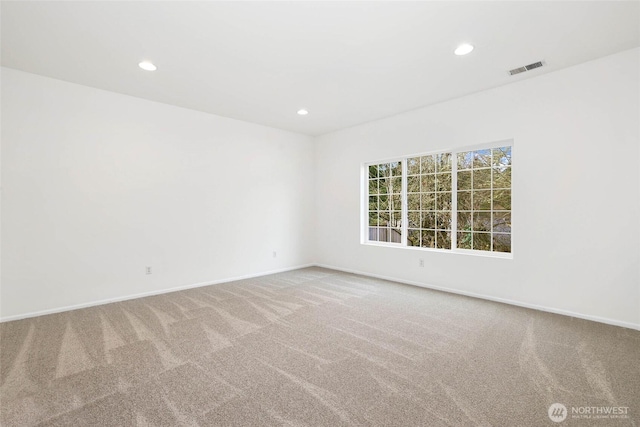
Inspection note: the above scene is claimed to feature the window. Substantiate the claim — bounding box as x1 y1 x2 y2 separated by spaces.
406 153 452 249
364 142 512 255
456 147 512 252
368 161 403 243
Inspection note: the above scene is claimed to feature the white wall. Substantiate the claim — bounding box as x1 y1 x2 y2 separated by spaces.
315 48 640 329
1 67 315 319
2 49 639 329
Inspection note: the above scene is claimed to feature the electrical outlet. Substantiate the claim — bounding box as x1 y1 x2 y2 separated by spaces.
419 259 424 267
273 251 277 258
145 266 152 275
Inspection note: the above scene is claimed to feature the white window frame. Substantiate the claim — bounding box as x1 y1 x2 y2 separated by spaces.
361 139 513 259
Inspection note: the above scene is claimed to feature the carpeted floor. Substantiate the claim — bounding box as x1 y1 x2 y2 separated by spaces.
1 267 638 426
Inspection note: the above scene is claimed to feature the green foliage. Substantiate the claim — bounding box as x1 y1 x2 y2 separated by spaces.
457 171 472 190
473 232 491 250
407 158 420 175
457 232 472 249
421 156 435 173
368 147 511 252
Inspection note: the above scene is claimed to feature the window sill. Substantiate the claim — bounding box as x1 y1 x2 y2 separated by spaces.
362 241 513 259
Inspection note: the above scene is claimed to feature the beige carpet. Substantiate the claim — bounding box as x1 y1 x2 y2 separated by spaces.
1 267 638 426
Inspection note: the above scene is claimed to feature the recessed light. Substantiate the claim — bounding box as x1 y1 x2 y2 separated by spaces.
297 109 309 116
138 61 157 71
454 44 474 56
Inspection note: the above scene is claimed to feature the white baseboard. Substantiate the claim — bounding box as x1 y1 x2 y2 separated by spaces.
315 263 640 331
0 263 315 323
3 262 638 331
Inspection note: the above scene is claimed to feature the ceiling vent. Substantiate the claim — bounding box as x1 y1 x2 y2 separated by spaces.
509 61 545 76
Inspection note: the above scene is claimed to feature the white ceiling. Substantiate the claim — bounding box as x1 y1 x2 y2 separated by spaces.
2 1 639 136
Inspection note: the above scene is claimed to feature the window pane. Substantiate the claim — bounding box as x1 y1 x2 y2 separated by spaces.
379 178 389 194
379 211 389 226
436 173 451 191
378 226 389 239
386 177 397 194
421 155 436 174
473 149 491 168
473 168 491 189
493 233 511 253
369 165 380 179
436 153 452 172
421 174 435 192
457 170 472 190
493 189 511 210
369 212 378 226
389 228 402 243
436 231 451 249
379 195 389 210
407 176 420 193
369 227 379 241
369 196 378 211
408 229 421 246
390 195 402 211
379 163 390 177
395 161 403 176
473 212 491 232
407 157 420 175
492 147 511 167
369 179 378 195
473 232 491 251
421 230 435 248
408 211 420 228
390 177 402 194
390 161 401 177
493 212 511 233
457 151 473 170
421 212 436 229
457 212 472 231
457 232 472 249
493 166 511 189
458 191 471 210
408 194 420 210
436 192 452 211
436 211 451 230
421 192 435 211
472 190 491 210
391 211 402 228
